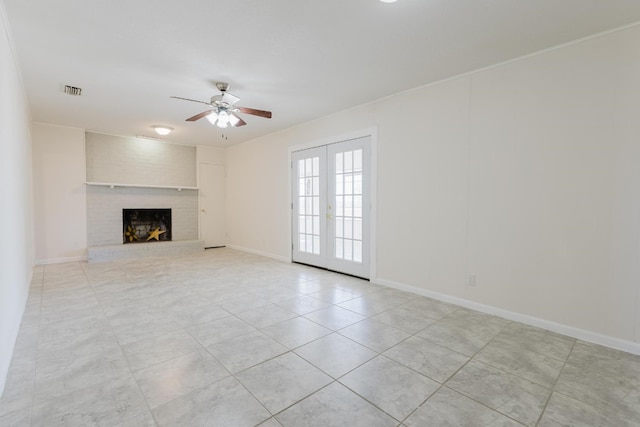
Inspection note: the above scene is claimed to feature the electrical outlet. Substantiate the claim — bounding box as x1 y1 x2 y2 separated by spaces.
468 274 476 287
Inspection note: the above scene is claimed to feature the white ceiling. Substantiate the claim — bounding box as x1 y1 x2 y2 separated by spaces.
5 0 640 146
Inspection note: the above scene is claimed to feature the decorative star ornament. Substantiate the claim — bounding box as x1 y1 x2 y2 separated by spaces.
146 227 166 241
124 225 138 242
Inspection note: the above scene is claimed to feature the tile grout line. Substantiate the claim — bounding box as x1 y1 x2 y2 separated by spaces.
180 274 302 425
434 321 577 393
27 264 45 427
28 264 88 422
80 261 161 427
310 300 471 425
117 269 269 421
534 339 577 426
323 379 404 425
288 294 487 424
181 325 277 425
184 279 389 423
396 318 521 425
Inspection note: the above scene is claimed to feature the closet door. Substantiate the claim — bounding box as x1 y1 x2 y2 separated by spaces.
199 163 226 248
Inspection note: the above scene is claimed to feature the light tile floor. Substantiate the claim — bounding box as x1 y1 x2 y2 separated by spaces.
1 248 639 426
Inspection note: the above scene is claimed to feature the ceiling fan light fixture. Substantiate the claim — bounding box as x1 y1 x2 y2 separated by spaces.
205 111 219 125
152 125 173 136
172 83 272 129
217 111 230 128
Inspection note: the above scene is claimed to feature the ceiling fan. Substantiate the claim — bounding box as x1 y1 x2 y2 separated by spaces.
171 82 272 129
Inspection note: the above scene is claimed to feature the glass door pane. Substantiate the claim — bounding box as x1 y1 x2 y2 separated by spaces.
291 146 327 267
327 137 370 278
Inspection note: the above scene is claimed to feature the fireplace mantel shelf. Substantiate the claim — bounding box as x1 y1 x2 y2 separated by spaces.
85 181 198 191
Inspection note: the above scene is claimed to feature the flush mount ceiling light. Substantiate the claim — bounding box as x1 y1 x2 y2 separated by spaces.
152 125 173 136
379 0 398 2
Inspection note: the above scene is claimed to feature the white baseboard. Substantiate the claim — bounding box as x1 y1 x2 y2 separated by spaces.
35 255 88 265
225 244 290 263
374 277 640 356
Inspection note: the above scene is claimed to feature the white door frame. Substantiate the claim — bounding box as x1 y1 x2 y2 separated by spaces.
288 127 378 281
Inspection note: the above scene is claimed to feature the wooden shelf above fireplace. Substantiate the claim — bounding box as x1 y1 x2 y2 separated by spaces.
85 181 199 191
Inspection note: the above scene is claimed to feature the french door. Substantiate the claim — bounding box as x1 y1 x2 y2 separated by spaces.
292 136 370 278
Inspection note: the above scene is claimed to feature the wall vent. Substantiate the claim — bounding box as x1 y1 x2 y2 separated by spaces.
64 85 82 96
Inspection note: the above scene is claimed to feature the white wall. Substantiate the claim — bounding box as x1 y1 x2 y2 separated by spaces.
197 145 225 165
32 124 87 263
0 2 33 396
465 33 640 343
225 135 292 258
226 25 640 351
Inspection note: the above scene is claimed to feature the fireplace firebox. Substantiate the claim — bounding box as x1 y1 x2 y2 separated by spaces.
123 209 172 244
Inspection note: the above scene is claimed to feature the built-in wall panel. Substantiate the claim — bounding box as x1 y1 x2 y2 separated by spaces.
226 24 640 351
0 2 34 396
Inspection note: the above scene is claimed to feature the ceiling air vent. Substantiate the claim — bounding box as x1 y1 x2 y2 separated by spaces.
63 85 82 96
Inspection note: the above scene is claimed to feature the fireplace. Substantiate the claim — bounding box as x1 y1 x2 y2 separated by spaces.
123 209 172 244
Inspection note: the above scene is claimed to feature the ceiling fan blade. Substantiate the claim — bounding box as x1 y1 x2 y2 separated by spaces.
237 106 272 119
171 96 211 106
221 92 240 106
186 110 213 122
234 116 247 127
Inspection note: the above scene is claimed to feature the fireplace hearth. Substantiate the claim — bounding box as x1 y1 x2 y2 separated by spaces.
123 209 172 243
